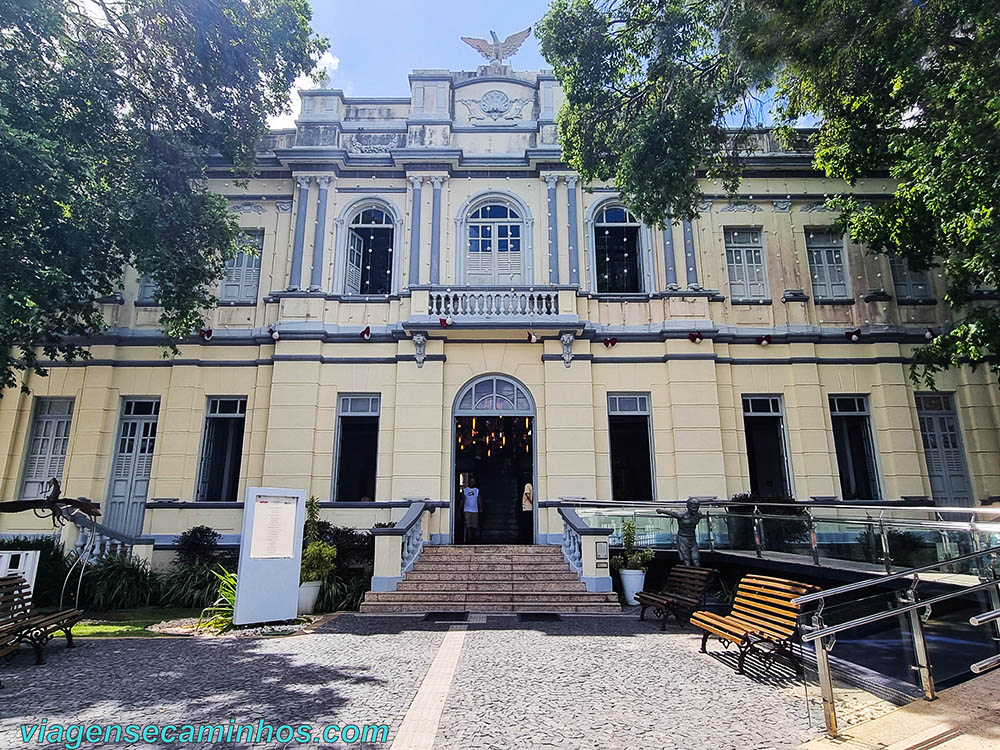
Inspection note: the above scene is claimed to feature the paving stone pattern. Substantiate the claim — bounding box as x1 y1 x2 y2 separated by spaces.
0 617 446 749
1 615 817 749
437 616 816 750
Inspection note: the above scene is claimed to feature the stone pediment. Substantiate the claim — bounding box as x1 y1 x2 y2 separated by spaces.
454 81 537 125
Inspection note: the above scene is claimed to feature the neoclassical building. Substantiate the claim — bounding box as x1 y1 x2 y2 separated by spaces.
2 50 999 560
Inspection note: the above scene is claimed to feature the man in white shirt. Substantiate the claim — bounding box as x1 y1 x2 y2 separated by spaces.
462 477 480 543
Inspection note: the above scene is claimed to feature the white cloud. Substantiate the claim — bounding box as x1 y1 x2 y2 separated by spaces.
268 51 341 130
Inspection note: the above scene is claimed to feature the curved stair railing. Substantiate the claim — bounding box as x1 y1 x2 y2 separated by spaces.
370 500 432 592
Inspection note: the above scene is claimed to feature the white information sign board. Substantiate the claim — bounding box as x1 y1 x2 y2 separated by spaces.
249 496 297 559
233 487 306 626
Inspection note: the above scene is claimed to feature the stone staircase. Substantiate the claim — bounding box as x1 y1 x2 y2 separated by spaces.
359 545 621 614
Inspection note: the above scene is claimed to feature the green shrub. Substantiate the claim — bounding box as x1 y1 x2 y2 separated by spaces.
198 566 237 633
0 535 71 607
317 570 369 612
316 525 377 570
304 496 322 546
300 541 337 584
161 561 222 608
174 525 222 565
83 554 159 611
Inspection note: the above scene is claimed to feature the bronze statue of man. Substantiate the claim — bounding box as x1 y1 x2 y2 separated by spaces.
657 498 704 566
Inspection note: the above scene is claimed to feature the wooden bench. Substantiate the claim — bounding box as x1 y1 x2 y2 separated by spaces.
689 574 817 674
0 575 83 684
636 565 715 630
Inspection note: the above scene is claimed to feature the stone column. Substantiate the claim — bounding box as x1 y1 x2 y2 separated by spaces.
429 176 444 285
545 174 560 284
663 225 678 288
682 220 700 288
566 176 580 287
289 176 311 290
407 176 424 287
310 176 331 290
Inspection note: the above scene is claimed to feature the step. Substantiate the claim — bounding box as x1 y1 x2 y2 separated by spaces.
395 580 589 593
412 562 573 573
403 570 581 582
359 601 622 614
420 545 565 556
416 556 567 566
364 591 618 604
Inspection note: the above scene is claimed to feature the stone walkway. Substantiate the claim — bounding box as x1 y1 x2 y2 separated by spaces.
0 615 816 749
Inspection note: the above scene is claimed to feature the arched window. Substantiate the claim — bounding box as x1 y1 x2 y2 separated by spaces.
594 205 641 293
455 375 533 415
345 205 394 295
466 202 524 285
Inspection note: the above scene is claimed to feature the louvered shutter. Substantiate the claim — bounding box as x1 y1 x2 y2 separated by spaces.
241 253 261 302
346 230 363 294
21 400 73 499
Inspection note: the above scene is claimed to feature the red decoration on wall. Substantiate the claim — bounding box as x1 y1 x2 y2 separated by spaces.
360 326 371 340
846 328 862 342
439 317 453 328
756 334 772 346
689 331 704 344
199 328 213 341
602 337 617 348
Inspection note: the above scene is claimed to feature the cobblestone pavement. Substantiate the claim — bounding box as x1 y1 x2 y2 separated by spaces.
0 615 817 749
0 617 447 749
436 616 816 750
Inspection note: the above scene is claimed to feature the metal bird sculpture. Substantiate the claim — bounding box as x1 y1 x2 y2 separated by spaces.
461 28 532 64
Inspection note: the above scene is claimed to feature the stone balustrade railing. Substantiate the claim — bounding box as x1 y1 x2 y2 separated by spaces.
428 288 560 318
58 507 155 564
370 500 432 592
557 507 614 593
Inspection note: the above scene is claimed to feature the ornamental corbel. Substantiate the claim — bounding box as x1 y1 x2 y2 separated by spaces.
560 332 575 368
412 332 427 368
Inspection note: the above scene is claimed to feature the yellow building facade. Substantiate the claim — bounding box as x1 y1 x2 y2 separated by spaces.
2 59 999 562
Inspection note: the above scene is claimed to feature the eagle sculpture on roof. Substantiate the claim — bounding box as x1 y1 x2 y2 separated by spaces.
461 28 532 64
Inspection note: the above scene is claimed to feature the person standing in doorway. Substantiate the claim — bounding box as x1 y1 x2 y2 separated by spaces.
463 476 480 544
520 481 533 543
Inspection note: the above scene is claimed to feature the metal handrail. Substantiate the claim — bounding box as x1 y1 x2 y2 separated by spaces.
800 545 1000 738
802 577 1000 642
556 497 997 516
793 545 1000 605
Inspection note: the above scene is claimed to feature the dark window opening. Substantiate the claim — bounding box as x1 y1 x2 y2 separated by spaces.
832 415 880 501
596 225 641 293
198 400 246 502
744 416 790 498
335 416 379 501
347 207 394 295
609 415 653 500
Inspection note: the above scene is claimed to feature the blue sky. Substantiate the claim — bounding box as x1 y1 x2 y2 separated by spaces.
271 0 552 126
311 0 552 95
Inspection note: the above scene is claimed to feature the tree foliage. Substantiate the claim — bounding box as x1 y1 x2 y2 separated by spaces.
0 0 324 393
537 0 1000 386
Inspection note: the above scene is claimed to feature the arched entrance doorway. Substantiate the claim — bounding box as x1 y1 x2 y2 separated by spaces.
452 375 535 545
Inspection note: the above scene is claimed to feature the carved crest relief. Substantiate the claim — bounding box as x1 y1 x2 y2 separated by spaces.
343 132 404 153
457 89 532 122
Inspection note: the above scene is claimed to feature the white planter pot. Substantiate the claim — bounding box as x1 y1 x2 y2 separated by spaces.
297 581 322 615
619 569 646 605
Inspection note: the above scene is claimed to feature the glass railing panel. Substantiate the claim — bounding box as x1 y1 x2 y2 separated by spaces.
812 518 878 567
796 591 918 734
759 512 813 557
632 511 675 547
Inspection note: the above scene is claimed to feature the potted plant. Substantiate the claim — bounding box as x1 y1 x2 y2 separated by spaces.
298 540 337 614
611 520 655 605
298 496 337 614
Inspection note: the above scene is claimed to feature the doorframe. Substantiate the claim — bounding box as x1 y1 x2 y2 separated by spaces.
104 396 161 536
449 374 537 545
914 391 974 506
